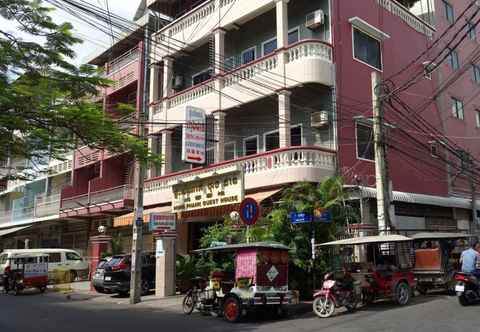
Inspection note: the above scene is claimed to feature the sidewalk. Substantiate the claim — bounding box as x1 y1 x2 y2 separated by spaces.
48 281 312 315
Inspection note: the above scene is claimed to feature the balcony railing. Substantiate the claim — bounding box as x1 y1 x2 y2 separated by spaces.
34 193 61 218
143 146 336 205
61 185 133 211
107 48 139 76
377 0 435 37
160 40 333 114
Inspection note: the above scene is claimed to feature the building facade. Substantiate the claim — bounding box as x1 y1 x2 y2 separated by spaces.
1 0 479 257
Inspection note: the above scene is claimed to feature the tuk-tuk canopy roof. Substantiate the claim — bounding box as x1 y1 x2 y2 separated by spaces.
410 232 472 240
319 235 412 247
193 242 289 253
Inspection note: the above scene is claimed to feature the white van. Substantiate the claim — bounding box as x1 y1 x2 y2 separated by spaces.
0 249 88 282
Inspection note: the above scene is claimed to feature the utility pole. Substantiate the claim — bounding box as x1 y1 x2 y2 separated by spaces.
468 153 478 235
130 22 151 305
372 72 392 235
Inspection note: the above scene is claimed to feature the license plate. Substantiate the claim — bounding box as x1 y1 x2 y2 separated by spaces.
455 285 465 292
104 276 112 281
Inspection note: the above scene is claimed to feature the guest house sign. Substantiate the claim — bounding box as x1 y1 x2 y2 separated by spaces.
172 171 243 213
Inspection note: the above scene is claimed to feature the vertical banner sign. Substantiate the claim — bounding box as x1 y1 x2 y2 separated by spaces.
182 106 206 164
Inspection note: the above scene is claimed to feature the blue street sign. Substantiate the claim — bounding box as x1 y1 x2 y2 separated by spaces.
314 210 332 223
290 212 313 224
239 198 260 226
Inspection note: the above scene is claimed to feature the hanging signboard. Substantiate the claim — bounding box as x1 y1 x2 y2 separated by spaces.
182 106 206 165
290 212 313 224
172 170 243 213
149 213 177 238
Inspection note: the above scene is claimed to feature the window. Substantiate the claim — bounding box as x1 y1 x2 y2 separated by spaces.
224 57 236 71
244 136 259 156
205 147 214 166
241 47 256 65
353 28 382 70
451 97 464 120
443 0 454 25
192 68 213 86
476 110 480 128
447 49 460 70
356 123 374 161
288 28 300 45
264 130 280 152
429 141 438 158
224 141 237 161
262 37 277 56
48 253 62 263
66 252 82 261
468 21 476 40
473 64 480 84
291 125 302 146
0 254 7 265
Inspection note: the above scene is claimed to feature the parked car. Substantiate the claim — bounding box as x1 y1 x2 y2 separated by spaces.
92 257 112 293
0 249 88 283
102 253 156 296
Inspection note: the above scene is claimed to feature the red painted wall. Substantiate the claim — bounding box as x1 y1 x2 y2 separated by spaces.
333 0 449 196
432 0 480 197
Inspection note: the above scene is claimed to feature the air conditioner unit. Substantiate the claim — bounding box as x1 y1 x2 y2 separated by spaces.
311 111 329 128
306 10 325 30
173 75 184 90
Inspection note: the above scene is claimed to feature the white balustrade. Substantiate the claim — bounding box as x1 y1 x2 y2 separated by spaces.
144 147 336 195
168 79 216 108
223 55 278 88
168 1 216 37
287 41 333 63
377 0 434 37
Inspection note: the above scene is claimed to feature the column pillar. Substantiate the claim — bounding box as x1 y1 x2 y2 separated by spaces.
214 111 226 163
278 90 291 148
147 136 159 179
162 57 173 110
88 235 112 290
275 0 289 86
150 63 161 103
154 236 176 298
160 129 173 175
213 28 226 112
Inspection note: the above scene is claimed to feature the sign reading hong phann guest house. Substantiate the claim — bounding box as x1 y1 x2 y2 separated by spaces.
172 170 243 213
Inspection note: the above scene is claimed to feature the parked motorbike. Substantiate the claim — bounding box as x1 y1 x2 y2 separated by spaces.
312 272 359 318
455 272 480 306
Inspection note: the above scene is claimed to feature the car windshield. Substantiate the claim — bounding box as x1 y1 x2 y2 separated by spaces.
0 254 7 265
107 256 130 266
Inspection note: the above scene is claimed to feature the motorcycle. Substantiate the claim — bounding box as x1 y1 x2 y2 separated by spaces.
455 272 480 306
312 272 359 318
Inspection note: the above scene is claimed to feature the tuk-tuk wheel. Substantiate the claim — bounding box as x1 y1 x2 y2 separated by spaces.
223 296 242 323
39 286 47 294
394 282 411 305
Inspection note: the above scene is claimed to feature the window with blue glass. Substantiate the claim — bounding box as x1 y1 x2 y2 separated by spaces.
443 0 454 25
468 21 476 40
353 28 382 70
262 38 277 56
241 47 256 65
288 28 299 45
192 68 213 85
448 49 460 70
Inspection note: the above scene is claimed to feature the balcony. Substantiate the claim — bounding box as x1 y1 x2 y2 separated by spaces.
377 0 434 37
34 193 61 219
143 146 336 206
101 48 140 96
152 40 334 131
60 185 133 218
155 0 277 53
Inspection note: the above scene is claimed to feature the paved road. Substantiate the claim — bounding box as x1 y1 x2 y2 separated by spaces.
0 290 478 332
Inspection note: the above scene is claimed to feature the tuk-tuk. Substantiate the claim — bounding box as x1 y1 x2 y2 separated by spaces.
3 253 48 295
184 242 293 323
317 235 416 311
411 232 471 294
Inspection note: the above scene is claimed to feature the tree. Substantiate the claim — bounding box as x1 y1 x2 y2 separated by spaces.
0 0 156 178
198 176 358 296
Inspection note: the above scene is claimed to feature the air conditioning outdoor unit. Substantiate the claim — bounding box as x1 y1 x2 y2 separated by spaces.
311 111 329 128
306 10 325 30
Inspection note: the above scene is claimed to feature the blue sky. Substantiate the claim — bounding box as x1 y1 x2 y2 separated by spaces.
0 0 142 65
